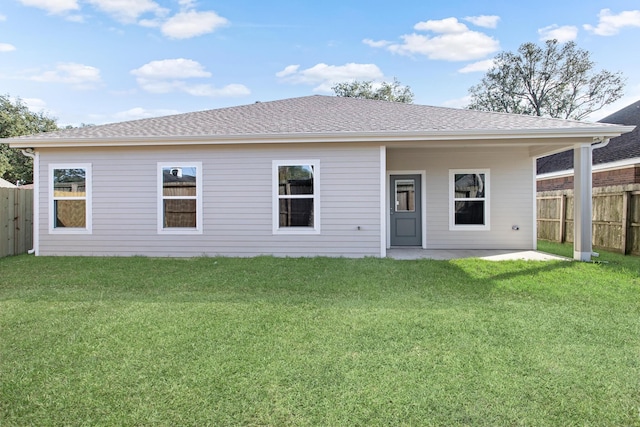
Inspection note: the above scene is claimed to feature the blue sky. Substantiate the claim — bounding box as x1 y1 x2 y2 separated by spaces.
2 0 640 126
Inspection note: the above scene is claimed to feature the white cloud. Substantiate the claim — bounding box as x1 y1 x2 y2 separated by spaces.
178 0 196 8
161 10 229 39
18 0 228 40
182 83 250 97
131 58 249 97
464 15 500 29
17 0 79 14
442 95 471 109
0 14 6 21
0 43 16 52
415 17 468 33
138 18 161 27
458 59 495 73
584 9 640 36
85 0 167 23
275 65 299 78
362 38 392 48
30 62 102 89
113 107 181 121
370 17 500 61
276 63 385 92
65 14 84 22
538 24 578 42
131 58 211 80
9 96 49 113
21 97 48 112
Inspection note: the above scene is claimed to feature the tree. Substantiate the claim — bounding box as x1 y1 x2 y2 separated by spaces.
332 78 414 103
466 39 625 120
0 95 58 184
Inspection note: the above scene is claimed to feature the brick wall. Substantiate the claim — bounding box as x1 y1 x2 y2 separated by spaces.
537 165 640 191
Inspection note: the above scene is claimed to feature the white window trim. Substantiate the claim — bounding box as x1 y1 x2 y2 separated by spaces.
449 169 490 231
272 160 321 235
49 163 92 234
157 162 203 235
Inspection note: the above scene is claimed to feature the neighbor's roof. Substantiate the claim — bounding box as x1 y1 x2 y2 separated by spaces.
7 95 634 148
537 100 640 174
0 177 17 188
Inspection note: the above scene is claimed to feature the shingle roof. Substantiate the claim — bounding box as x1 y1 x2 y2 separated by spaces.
0 177 17 188
10 95 628 143
537 100 640 174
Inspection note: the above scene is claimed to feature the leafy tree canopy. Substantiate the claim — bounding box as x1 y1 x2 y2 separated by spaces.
0 94 58 184
466 39 625 120
332 78 414 103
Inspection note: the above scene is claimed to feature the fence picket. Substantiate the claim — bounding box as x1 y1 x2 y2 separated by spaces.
0 188 33 257
537 184 640 255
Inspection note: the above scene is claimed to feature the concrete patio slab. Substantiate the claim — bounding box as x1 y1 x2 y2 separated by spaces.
386 248 570 261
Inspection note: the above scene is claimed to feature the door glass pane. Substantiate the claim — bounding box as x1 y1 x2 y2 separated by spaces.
395 179 415 212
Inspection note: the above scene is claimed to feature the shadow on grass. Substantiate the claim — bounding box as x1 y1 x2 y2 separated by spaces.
0 254 590 306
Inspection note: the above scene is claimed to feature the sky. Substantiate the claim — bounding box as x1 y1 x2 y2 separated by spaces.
1 0 640 127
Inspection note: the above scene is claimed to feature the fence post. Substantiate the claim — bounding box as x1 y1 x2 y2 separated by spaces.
559 194 566 243
621 191 631 255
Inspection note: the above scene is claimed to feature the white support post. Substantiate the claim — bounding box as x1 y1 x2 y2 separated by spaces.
573 143 593 262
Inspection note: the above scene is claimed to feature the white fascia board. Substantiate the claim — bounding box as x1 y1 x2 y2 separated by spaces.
8 125 635 149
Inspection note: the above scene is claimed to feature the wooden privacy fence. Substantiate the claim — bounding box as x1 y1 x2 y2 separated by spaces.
537 184 640 255
0 188 33 257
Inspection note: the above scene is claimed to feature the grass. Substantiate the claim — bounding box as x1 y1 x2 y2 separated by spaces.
1 248 639 426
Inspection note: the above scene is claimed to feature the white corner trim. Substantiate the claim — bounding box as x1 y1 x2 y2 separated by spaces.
33 152 40 255
532 158 537 250
379 146 387 257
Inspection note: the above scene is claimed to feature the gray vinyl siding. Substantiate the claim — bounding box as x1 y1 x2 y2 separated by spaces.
37 144 382 257
387 147 535 250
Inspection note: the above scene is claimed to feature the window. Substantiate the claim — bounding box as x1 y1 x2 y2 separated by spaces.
49 164 91 233
273 160 320 234
450 169 489 230
158 163 202 234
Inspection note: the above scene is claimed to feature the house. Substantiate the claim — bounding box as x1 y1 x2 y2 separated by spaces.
537 100 640 191
0 177 17 188
7 96 634 261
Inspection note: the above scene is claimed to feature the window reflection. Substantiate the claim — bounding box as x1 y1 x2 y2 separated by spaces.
395 179 415 212
455 173 484 198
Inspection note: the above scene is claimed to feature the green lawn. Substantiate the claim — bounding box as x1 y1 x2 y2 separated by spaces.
1 247 639 426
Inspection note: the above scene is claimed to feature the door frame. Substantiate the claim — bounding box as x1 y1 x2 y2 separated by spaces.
386 170 427 249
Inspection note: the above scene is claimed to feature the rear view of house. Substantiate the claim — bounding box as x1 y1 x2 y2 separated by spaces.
8 96 634 260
